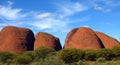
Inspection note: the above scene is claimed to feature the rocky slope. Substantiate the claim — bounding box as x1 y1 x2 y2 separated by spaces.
0 26 35 53
34 32 62 51
0 26 119 53
96 32 119 48
64 27 119 50
64 27 104 50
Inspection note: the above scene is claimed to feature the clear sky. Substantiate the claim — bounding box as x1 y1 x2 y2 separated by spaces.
0 0 120 46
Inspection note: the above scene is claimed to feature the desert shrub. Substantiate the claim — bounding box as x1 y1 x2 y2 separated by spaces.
30 62 41 65
35 46 55 59
68 60 85 65
0 52 14 63
30 56 64 65
112 57 120 61
64 60 85 65
84 50 97 61
112 45 120 57
23 51 36 60
96 57 106 62
96 48 114 60
44 56 64 65
14 54 32 64
0 63 2 65
57 48 84 63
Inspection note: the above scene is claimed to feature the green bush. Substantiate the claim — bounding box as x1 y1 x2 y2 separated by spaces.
14 54 32 64
112 57 120 61
35 46 55 59
84 50 97 61
23 51 36 60
44 56 64 65
65 60 85 65
30 62 41 65
30 56 64 65
57 48 84 63
96 48 114 60
112 45 120 57
96 57 106 62
0 52 14 63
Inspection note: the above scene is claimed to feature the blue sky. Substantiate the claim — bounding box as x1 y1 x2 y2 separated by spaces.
0 0 120 46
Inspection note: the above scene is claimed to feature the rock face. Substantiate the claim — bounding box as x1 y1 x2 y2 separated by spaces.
96 32 119 48
64 27 104 50
34 32 62 51
0 26 35 53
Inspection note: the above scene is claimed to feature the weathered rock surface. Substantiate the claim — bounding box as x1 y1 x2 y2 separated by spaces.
96 32 119 48
0 26 119 53
34 32 62 51
64 27 104 50
0 26 35 53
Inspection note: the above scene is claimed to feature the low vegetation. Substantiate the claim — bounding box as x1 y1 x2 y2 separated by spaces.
57 48 84 63
84 50 97 61
0 45 120 65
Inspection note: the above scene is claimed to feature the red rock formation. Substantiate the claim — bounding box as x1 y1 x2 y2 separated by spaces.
34 32 62 51
96 32 119 48
64 27 104 50
0 26 35 53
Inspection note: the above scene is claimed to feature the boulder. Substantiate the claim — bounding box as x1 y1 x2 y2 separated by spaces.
34 32 62 51
64 27 104 50
0 26 35 53
96 32 119 48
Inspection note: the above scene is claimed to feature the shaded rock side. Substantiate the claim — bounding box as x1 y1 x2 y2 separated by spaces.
34 32 62 51
0 26 35 53
96 32 119 48
64 27 104 50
